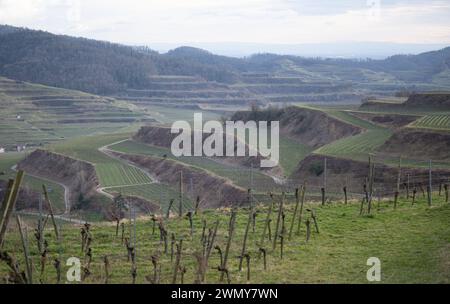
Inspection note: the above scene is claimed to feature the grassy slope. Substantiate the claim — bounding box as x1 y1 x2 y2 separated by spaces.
1 194 449 283
0 77 145 148
278 136 314 176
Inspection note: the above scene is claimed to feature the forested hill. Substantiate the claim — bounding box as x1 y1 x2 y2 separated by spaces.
0 26 240 94
0 25 449 95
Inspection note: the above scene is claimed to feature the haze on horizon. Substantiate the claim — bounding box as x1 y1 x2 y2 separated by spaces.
0 0 449 58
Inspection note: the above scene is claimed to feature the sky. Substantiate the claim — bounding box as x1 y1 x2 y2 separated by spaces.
0 0 449 56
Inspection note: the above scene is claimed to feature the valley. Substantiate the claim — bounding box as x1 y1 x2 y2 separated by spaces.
0 25 449 284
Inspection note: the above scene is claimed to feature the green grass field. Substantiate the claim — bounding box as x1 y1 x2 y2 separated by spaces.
104 183 193 213
140 104 222 126
1 193 449 283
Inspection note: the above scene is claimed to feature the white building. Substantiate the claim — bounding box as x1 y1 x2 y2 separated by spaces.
0 147 5 153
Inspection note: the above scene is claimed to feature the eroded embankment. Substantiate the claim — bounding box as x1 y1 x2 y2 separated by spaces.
378 128 450 161
17 149 99 211
231 106 363 148
109 151 249 208
404 93 450 108
292 154 450 194
350 112 419 130
133 125 283 175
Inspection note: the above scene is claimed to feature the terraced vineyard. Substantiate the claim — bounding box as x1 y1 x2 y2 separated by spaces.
411 114 450 130
96 163 152 187
108 139 277 191
0 77 148 150
315 128 393 161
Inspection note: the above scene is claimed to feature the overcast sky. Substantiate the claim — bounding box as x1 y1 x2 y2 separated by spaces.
0 0 449 47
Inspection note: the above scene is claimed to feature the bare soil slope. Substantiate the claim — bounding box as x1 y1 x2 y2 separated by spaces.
292 154 450 194
17 149 99 209
110 151 249 208
350 112 419 130
231 106 362 148
133 125 283 175
404 93 450 108
377 128 450 161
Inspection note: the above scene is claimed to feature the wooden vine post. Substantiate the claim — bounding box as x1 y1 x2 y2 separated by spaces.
343 186 348 205
0 170 24 248
296 185 306 235
179 171 183 217
367 155 375 214
172 239 183 284
444 184 449 203
220 209 236 282
239 208 253 271
259 193 274 246
16 215 32 284
272 192 284 250
288 187 300 240
42 184 60 241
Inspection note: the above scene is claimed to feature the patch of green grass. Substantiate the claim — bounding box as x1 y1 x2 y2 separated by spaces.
279 136 313 176
1 194 449 283
47 133 130 164
141 104 222 126
104 183 193 213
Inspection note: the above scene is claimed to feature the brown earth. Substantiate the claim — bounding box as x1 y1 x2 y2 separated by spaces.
109 151 249 208
378 128 450 161
231 106 363 148
350 112 419 129
404 93 450 108
133 125 283 176
17 149 100 210
360 93 450 111
291 154 450 195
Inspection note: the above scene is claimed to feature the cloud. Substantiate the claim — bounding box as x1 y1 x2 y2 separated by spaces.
0 0 448 44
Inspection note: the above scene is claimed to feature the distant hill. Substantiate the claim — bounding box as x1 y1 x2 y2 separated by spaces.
0 25 450 97
0 26 240 94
